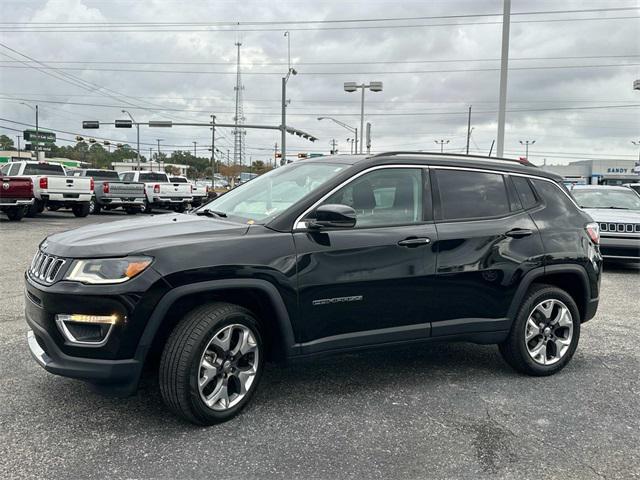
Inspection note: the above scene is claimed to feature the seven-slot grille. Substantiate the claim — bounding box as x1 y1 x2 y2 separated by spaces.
29 251 66 284
599 223 640 234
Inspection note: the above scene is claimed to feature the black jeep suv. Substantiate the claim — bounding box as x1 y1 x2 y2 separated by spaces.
25 152 602 425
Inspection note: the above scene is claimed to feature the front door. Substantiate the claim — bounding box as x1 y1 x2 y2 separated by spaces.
293 166 438 353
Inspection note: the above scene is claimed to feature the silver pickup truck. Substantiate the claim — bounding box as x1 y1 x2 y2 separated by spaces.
119 171 192 213
71 169 145 214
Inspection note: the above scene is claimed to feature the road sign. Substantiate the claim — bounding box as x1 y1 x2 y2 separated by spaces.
25 143 52 152
23 130 56 143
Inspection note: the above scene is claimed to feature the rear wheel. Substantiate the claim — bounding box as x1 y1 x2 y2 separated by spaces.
143 199 153 214
89 197 101 214
175 203 186 213
26 200 44 217
159 302 264 425
125 207 139 215
499 285 580 376
72 202 90 218
6 206 27 221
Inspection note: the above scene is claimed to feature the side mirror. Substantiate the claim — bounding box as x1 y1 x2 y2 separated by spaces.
308 204 357 229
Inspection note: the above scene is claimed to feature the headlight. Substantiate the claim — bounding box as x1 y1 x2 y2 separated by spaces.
64 256 153 284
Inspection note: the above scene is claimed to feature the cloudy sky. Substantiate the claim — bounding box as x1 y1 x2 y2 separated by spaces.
0 0 638 166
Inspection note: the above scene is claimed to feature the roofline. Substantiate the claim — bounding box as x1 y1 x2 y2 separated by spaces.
370 151 536 167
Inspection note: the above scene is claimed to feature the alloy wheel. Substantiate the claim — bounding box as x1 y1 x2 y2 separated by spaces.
525 299 574 366
197 323 259 411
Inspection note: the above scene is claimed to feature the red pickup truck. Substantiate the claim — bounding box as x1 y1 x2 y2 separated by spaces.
0 175 34 221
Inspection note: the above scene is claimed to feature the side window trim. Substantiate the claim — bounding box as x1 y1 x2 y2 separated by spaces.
293 165 431 231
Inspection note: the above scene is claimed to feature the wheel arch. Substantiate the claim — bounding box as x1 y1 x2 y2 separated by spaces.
136 279 299 368
508 265 591 323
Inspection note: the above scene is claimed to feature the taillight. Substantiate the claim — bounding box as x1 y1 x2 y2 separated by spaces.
90 178 95 191
153 184 160 193
39 177 48 189
103 182 109 194
585 222 600 245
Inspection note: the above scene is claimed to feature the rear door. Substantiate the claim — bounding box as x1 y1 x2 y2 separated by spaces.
429 168 545 336
294 166 439 353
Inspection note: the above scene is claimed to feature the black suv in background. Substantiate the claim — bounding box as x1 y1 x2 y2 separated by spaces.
24 152 602 425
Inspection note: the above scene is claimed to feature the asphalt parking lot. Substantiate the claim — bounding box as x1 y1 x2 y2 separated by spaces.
1 211 639 480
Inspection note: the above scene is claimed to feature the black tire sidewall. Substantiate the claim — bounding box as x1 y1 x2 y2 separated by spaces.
512 287 581 375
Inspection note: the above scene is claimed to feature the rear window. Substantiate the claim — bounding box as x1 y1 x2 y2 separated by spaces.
436 169 510 221
85 170 120 181
512 176 538 209
24 163 65 176
530 179 577 216
139 173 168 182
169 177 188 183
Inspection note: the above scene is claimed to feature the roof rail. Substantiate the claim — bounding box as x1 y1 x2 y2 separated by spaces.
370 151 537 167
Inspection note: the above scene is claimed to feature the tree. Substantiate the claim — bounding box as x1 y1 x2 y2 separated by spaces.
250 160 272 175
0 134 15 150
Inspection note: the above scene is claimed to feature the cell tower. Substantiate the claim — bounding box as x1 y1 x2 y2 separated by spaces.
233 42 246 167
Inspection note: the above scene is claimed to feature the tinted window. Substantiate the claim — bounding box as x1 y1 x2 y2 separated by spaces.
512 176 538 209
139 172 168 182
436 170 510 220
170 177 188 183
0 164 10 175
24 163 65 176
86 170 120 181
120 172 134 182
530 179 577 216
8 163 21 176
323 168 423 228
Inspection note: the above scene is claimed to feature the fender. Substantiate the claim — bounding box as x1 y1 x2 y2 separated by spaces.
132 278 299 365
507 264 591 322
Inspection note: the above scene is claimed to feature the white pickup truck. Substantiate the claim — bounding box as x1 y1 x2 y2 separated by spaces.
169 176 207 207
3 161 92 217
119 171 192 213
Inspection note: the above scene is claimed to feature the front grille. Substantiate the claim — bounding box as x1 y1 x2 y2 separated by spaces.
29 251 66 284
599 223 640 234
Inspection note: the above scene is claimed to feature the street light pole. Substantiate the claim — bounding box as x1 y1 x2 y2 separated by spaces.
344 82 383 153
193 141 197 158
519 139 535 160
122 110 140 170
360 87 365 154
16 135 21 157
281 32 297 166
317 116 359 154
496 0 511 158
632 140 640 162
435 139 450 153
210 115 216 179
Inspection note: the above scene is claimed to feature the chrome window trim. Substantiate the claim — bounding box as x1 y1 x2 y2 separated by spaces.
292 164 429 231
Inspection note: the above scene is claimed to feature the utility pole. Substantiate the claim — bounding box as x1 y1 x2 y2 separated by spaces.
274 142 278 168
519 140 535 160
122 110 140 170
210 115 216 179
35 104 39 157
16 135 21 157
346 138 354 154
193 141 197 158
496 0 511 158
435 139 450 153
330 138 338 154
149 147 153 163
466 105 472 155
488 139 495 157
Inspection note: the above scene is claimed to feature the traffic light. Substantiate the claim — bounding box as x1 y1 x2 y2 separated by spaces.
115 119 133 128
75 136 84 142
297 153 308 159
82 121 99 129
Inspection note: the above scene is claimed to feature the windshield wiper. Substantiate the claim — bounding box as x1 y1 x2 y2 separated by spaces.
195 209 228 218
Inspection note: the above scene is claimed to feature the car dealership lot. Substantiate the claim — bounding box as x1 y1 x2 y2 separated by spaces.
1 213 639 480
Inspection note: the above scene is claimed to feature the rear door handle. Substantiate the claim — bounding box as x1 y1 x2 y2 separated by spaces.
505 228 533 238
398 237 431 247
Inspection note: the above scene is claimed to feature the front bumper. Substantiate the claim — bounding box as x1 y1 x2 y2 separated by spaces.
600 236 640 262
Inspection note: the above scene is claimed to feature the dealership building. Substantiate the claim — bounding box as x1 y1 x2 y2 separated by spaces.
541 159 640 185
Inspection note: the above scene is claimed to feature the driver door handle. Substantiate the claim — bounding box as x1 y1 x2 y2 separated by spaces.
398 237 431 247
505 228 533 238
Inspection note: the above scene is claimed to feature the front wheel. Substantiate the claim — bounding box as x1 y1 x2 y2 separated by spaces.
72 202 90 218
89 197 101 214
159 303 264 425
6 206 27 221
174 203 186 213
499 285 580 376
143 199 153 214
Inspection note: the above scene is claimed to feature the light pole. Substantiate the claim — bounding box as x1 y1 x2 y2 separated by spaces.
317 116 358 155
156 139 163 171
435 139 450 153
20 102 38 156
346 138 354 154
193 141 197 158
16 135 21 157
519 139 535 160
343 81 382 154
281 31 298 165
210 115 216 179
121 110 140 170
632 140 640 162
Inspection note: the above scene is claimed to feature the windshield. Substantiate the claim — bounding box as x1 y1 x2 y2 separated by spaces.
140 172 168 182
572 189 640 210
198 162 347 223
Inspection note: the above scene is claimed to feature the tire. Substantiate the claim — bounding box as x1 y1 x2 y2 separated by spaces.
125 207 139 215
48 205 60 212
36 200 45 213
175 204 186 213
6 207 27 221
72 202 91 218
159 302 264 425
499 284 580 376
143 199 153 214
26 200 43 217
89 198 101 214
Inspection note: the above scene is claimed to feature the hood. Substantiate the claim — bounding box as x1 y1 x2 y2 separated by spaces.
582 208 640 223
43 213 249 258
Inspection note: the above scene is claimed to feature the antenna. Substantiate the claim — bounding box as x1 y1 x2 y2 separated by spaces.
233 41 246 168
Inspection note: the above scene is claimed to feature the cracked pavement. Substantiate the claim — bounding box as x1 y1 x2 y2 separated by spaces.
1 212 639 479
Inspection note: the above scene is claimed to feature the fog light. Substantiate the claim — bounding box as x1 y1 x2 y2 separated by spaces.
55 314 120 346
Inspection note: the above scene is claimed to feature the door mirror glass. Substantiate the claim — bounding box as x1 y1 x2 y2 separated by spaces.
308 204 357 229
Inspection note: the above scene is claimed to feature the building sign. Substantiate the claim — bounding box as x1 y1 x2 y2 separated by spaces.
606 167 630 174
